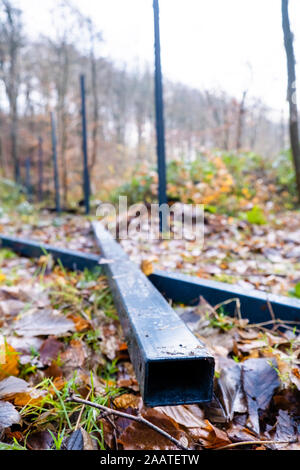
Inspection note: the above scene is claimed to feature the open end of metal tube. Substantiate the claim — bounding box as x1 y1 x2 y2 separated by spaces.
145 358 215 407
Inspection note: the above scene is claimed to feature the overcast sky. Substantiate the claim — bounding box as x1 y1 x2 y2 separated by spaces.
17 0 300 119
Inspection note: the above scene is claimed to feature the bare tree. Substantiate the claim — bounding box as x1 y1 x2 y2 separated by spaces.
0 0 23 182
236 90 247 151
282 0 300 201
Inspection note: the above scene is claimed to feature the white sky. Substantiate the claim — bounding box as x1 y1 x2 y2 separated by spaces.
17 0 300 119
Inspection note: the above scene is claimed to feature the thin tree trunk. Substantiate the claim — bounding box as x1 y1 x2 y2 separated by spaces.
11 99 19 182
90 51 99 172
236 90 247 151
282 0 300 202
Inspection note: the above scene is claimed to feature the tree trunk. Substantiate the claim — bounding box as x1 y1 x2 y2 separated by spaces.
90 51 99 172
236 90 247 151
282 0 300 202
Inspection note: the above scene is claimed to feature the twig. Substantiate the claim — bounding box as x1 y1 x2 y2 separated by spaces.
215 439 296 450
67 394 190 451
249 319 300 328
213 298 242 321
266 298 276 327
75 390 92 431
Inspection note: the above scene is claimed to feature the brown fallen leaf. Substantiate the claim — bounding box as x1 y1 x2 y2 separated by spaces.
81 428 97 450
155 405 205 429
117 408 191 450
196 420 232 449
39 337 64 366
217 363 247 422
61 340 86 368
117 362 139 392
67 314 91 333
27 431 54 450
291 367 300 390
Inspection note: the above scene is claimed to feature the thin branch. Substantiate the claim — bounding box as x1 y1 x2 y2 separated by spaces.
249 318 300 330
66 394 190 451
213 297 242 321
215 439 296 451
75 389 91 431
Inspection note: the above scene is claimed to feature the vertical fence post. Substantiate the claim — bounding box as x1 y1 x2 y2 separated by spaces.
80 74 90 215
25 157 32 203
50 112 61 214
38 136 44 202
153 0 168 233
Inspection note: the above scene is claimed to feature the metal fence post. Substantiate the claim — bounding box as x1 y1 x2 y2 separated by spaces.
153 0 168 233
25 157 32 202
80 74 90 215
38 136 44 202
50 112 61 214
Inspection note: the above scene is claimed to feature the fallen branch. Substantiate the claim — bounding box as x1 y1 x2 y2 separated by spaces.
66 394 191 451
215 439 297 451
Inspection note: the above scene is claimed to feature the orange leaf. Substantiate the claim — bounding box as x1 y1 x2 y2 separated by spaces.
141 260 154 277
68 314 91 332
13 389 46 407
200 420 232 449
0 343 19 380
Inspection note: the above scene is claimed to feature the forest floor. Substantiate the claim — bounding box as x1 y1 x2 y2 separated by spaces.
0 207 299 450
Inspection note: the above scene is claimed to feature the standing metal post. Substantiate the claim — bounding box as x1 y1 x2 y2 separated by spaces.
153 0 168 233
38 136 44 202
80 74 90 215
25 157 32 202
50 112 61 213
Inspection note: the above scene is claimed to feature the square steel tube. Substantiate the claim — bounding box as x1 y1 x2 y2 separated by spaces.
0 236 99 272
92 223 215 407
149 271 300 327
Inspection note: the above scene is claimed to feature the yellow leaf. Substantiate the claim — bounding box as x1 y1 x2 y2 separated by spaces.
114 394 141 410
141 260 154 277
0 272 6 284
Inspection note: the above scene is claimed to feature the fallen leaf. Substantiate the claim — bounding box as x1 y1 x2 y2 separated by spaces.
27 431 54 450
155 405 205 429
39 337 64 366
67 314 91 333
291 367 300 390
217 363 247 421
66 429 84 450
0 377 29 399
81 428 97 450
13 388 47 407
61 340 86 368
141 260 154 276
0 343 19 380
274 410 296 449
0 300 25 317
14 309 75 337
118 408 191 450
197 420 232 449
242 358 280 435
0 401 21 430
114 394 141 410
